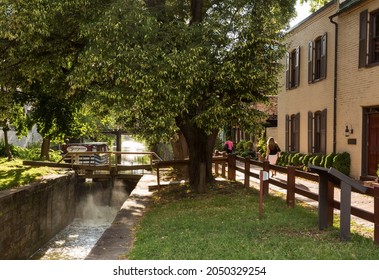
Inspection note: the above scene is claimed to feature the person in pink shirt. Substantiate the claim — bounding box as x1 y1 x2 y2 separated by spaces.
224 138 234 154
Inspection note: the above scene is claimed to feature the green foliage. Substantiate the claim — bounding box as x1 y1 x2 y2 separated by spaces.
235 140 253 157
0 141 61 162
324 153 335 169
236 140 247 154
257 137 267 157
0 0 117 143
311 155 322 166
277 151 289 166
333 152 351 176
214 136 224 152
302 154 312 167
1 0 297 190
70 0 296 144
301 0 332 12
276 150 351 176
290 153 303 166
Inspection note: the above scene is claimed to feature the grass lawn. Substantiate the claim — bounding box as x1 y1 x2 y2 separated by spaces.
0 158 62 191
128 180 379 260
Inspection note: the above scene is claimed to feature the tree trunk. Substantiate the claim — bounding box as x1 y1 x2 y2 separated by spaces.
190 0 203 23
171 131 189 178
179 121 218 193
40 138 50 160
171 131 189 160
2 124 13 161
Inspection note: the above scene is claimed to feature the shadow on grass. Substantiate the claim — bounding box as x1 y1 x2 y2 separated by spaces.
0 165 40 191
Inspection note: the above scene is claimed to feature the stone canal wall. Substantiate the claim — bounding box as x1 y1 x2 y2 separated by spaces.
0 173 78 259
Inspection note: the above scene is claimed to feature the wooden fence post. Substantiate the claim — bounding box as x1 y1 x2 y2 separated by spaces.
215 152 219 176
222 155 226 178
327 181 335 227
374 185 379 245
215 161 219 176
244 156 251 189
156 163 161 191
263 160 270 195
287 166 296 207
228 154 236 181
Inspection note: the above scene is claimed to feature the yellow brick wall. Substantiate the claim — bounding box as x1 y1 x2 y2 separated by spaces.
278 3 337 154
278 0 379 179
336 0 379 178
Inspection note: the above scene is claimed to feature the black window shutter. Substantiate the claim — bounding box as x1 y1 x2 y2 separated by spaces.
295 47 300 87
296 112 300 152
285 114 289 152
308 41 313 83
285 52 290 89
321 33 327 79
321 109 327 154
308 111 313 153
359 10 368 68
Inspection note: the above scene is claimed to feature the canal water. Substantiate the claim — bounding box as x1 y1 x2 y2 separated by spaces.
31 136 147 260
31 192 120 260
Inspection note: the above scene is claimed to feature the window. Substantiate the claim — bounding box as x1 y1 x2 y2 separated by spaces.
285 46 300 89
308 33 327 83
285 113 300 152
308 109 327 154
359 9 379 67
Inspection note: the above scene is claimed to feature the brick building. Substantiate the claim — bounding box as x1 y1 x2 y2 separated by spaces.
277 0 379 180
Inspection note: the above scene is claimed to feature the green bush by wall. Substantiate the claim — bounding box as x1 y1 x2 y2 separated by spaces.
332 152 350 176
275 151 351 176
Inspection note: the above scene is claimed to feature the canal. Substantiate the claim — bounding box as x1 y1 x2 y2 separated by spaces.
31 136 147 260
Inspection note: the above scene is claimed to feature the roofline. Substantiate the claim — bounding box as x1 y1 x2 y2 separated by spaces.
334 0 365 16
288 0 337 32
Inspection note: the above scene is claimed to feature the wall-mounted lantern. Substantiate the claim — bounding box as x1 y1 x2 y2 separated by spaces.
344 124 353 137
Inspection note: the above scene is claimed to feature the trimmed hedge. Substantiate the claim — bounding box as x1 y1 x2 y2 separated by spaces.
276 151 351 176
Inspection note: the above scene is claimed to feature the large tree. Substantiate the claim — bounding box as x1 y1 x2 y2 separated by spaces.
73 0 296 192
0 0 116 158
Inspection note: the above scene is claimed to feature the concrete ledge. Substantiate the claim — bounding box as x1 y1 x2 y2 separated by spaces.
85 174 155 260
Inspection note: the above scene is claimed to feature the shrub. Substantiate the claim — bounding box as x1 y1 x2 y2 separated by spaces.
290 153 303 166
235 140 254 157
320 155 326 167
0 141 61 162
333 152 350 176
236 140 246 154
243 141 253 152
256 138 267 157
311 155 323 166
302 154 312 168
324 153 335 169
278 152 290 166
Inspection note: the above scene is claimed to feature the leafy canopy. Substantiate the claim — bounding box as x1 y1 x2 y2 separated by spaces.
72 0 296 144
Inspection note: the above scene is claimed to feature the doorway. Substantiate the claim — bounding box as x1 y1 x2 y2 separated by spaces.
363 107 379 178
368 113 379 175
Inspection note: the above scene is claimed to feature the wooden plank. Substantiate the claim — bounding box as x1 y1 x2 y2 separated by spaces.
23 160 72 168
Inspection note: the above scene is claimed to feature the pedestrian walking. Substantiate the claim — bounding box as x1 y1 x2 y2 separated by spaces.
224 138 234 154
266 137 281 177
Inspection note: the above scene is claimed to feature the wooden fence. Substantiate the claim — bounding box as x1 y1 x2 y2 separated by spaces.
155 153 379 245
